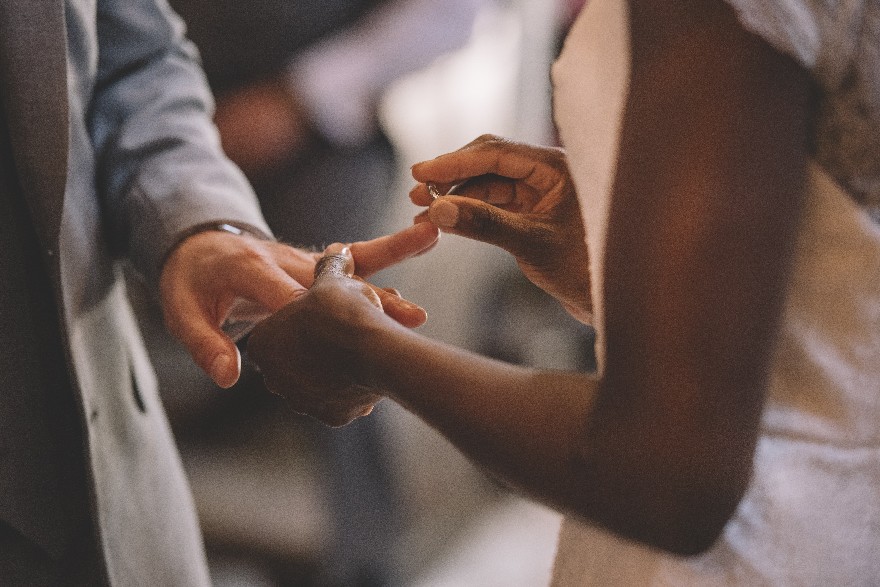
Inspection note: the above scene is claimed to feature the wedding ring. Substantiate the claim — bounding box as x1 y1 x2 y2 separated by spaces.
314 253 352 279
427 183 443 201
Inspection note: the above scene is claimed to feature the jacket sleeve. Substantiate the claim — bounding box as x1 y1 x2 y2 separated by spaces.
88 0 272 286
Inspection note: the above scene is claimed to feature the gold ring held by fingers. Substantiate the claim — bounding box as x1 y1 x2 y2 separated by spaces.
314 254 352 279
427 182 443 201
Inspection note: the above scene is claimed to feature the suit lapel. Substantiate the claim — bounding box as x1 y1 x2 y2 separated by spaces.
0 0 69 254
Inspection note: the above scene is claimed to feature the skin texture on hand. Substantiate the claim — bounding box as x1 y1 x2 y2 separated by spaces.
159 222 439 389
410 135 592 322
248 244 393 426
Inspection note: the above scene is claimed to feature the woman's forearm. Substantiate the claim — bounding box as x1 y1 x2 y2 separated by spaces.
362 317 753 555
364 321 603 514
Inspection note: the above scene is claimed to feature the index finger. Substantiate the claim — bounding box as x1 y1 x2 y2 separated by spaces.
349 222 440 278
410 174 517 207
410 140 565 204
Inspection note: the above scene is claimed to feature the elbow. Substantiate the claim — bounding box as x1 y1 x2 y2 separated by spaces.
568 401 760 557
571 460 751 557
651 501 736 556
629 475 749 556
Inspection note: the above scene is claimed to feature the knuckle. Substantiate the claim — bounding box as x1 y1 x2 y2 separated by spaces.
526 222 559 250
235 242 274 266
475 133 501 144
519 222 563 262
466 205 505 237
465 134 506 152
549 153 570 176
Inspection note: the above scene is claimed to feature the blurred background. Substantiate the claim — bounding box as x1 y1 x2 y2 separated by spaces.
129 0 593 584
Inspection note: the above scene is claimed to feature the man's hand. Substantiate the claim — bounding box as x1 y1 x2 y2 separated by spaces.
159 222 439 389
411 134 592 322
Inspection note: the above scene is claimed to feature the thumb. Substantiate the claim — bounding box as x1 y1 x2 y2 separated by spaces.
163 292 244 389
429 196 541 258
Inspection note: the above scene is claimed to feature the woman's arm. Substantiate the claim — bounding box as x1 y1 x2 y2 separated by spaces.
251 0 814 555
586 0 812 551
396 0 812 554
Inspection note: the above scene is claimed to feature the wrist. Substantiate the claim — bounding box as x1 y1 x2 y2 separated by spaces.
164 220 272 263
357 317 423 404
159 221 275 296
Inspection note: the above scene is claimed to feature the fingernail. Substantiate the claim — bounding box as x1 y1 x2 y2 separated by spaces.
210 353 233 387
324 242 350 256
431 200 459 228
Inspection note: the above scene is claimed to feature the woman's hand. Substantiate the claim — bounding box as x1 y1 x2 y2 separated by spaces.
411 135 591 321
247 244 400 426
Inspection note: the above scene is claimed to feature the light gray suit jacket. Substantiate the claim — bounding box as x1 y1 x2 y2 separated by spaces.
0 0 271 583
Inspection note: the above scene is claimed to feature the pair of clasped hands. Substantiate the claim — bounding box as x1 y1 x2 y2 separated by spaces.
163 136 589 426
